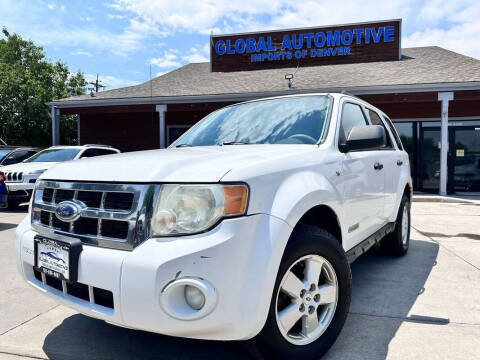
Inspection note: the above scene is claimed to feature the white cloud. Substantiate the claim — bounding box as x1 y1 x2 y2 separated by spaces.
182 52 208 63
404 0 480 59
181 46 209 63
149 49 181 68
47 3 65 11
70 50 93 57
85 73 139 90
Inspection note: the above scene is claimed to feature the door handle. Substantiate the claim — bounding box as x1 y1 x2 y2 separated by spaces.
374 162 383 170
397 160 403 166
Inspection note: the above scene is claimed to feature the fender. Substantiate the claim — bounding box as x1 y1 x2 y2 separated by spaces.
268 170 343 231
389 163 413 222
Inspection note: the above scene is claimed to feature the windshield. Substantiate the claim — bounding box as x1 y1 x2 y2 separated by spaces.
173 96 331 147
0 150 10 161
25 148 80 162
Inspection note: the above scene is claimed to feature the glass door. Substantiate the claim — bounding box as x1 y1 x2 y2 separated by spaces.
451 127 480 192
420 127 441 192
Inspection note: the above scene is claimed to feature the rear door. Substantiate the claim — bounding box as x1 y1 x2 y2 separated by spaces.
339 100 385 249
366 109 399 221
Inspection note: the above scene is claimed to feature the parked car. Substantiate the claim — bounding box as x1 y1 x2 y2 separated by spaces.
4 144 120 207
15 94 411 360
0 147 42 166
0 171 7 208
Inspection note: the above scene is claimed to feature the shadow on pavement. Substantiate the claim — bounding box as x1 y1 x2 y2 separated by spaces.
43 315 252 360
0 223 18 231
42 237 439 360
0 204 29 213
325 236 440 359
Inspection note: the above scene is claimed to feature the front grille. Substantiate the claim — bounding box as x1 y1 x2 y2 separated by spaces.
32 180 157 250
33 268 114 309
5 171 23 183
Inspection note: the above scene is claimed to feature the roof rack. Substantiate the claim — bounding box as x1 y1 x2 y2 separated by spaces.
82 144 113 148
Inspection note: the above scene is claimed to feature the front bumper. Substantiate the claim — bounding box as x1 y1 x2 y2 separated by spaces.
6 182 35 191
15 213 292 340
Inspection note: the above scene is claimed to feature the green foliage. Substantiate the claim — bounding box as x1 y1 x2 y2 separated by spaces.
0 27 86 146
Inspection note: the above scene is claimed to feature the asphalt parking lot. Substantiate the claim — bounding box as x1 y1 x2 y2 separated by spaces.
0 198 479 360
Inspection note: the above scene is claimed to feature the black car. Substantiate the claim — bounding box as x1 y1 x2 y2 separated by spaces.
0 147 42 166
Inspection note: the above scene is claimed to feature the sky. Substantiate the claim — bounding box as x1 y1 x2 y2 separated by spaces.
0 0 479 90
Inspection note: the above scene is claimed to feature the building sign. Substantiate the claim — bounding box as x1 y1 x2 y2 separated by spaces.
210 19 401 72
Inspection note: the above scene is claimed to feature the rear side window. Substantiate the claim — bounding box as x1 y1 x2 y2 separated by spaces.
367 109 393 148
81 148 118 158
95 149 118 156
339 103 368 144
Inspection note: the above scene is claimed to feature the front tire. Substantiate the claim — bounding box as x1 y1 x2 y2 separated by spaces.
253 226 351 360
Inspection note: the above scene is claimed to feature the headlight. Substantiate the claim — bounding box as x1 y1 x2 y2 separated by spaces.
151 184 248 236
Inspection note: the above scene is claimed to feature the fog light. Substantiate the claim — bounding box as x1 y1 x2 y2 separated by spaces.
184 285 205 310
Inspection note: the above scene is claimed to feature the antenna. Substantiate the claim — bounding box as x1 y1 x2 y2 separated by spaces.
150 63 153 100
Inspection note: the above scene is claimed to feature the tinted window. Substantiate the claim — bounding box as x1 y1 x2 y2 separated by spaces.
80 148 117 157
96 149 118 156
80 149 98 158
368 110 392 148
339 103 367 143
1 150 30 165
25 149 80 162
168 127 190 146
174 96 331 146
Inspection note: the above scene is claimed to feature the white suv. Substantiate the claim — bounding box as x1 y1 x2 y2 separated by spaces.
2 144 120 207
15 94 411 359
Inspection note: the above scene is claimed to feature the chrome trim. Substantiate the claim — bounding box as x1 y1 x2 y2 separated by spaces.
31 180 160 251
4 171 24 183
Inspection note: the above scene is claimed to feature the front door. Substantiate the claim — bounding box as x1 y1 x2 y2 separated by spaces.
338 101 385 249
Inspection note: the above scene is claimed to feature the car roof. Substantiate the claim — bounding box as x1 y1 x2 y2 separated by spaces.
46 145 120 151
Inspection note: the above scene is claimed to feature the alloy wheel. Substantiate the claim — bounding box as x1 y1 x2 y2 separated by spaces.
275 254 338 346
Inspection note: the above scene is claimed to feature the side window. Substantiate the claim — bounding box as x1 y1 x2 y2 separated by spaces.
95 149 118 156
79 149 98 158
2 150 29 165
383 116 404 150
339 102 368 144
367 109 393 148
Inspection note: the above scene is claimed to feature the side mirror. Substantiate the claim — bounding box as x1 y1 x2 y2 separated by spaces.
341 125 386 152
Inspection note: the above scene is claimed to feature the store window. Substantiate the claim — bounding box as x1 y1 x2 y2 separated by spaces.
167 126 191 146
367 109 393 148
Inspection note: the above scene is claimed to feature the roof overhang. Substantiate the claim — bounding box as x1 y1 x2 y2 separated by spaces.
47 81 480 108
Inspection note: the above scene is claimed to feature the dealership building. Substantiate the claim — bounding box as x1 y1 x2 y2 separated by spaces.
48 19 480 195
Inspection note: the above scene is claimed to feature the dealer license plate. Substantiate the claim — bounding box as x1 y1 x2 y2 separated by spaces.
35 237 70 281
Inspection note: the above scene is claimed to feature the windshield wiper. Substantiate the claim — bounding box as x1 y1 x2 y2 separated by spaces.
221 141 256 145
175 143 193 148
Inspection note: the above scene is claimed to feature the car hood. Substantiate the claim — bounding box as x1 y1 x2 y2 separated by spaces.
0 162 59 174
41 145 315 183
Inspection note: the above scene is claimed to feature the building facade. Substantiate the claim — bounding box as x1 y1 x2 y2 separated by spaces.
49 20 480 195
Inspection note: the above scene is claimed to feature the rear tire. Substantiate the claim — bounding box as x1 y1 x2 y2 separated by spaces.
252 225 351 360
381 194 410 257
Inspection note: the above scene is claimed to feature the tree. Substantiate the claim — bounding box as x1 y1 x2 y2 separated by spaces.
0 27 86 146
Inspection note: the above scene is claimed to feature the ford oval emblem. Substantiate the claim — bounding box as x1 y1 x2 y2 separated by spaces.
55 200 85 222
